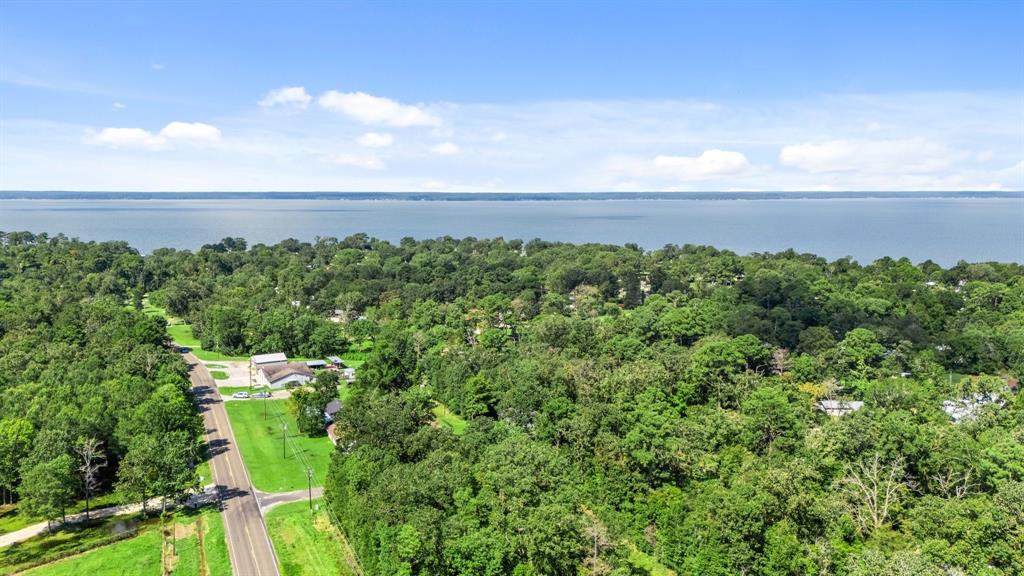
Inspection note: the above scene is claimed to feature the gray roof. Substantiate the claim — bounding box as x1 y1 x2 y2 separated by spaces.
306 360 327 368
327 356 342 364
325 399 342 415
251 352 288 365
260 362 313 383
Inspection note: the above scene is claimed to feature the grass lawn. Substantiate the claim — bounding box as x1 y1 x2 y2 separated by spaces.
265 500 357 576
167 324 201 347
5 507 229 576
432 403 468 436
0 493 121 536
205 363 227 369
225 400 334 493
209 370 230 380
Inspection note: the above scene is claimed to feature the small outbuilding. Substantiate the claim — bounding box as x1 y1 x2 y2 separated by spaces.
306 359 327 370
324 399 342 423
816 399 865 417
251 352 288 367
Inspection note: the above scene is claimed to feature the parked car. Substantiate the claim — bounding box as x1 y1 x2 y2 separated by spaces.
252 391 272 398
231 391 250 399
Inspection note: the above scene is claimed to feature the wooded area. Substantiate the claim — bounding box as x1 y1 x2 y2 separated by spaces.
1 230 1021 575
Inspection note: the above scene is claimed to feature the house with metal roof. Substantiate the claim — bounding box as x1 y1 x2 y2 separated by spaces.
250 352 288 366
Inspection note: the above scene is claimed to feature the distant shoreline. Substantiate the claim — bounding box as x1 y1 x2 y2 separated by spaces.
1 191 1022 202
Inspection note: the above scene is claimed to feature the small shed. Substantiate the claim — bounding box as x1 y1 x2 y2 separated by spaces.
324 399 342 422
816 399 864 417
306 359 327 370
251 352 288 366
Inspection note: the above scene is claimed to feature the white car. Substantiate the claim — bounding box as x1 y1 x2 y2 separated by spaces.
231 391 250 399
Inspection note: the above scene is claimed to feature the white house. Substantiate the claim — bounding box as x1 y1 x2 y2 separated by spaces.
943 393 1002 423
816 399 865 417
257 362 315 388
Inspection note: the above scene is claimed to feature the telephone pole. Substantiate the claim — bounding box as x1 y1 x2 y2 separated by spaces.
307 467 313 510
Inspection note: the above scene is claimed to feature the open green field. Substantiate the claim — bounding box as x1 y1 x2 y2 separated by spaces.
432 403 468 435
225 400 334 493
4 508 229 576
0 493 121 536
265 500 357 576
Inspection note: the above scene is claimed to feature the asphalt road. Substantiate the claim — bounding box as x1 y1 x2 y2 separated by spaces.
187 353 281 576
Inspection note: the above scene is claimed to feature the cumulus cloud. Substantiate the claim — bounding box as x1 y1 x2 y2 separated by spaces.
158 121 221 142
356 132 394 148
87 121 221 150
779 138 952 174
89 127 167 150
259 86 312 109
318 91 441 126
332 153 384 170
429 142 460 155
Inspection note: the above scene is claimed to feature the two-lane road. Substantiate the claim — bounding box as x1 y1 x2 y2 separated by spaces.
187 353 281 576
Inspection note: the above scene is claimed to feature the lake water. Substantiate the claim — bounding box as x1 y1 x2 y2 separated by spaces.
1 197 1022 265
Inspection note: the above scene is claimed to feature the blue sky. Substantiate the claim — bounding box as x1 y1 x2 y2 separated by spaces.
1 1 1021 191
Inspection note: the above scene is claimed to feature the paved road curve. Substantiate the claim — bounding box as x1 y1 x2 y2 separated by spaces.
187 353 281 576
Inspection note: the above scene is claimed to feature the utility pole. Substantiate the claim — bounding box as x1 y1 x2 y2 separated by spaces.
307 468 313 510
282 423 288 459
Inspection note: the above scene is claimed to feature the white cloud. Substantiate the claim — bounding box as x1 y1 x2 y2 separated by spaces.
112 102 125 110
779 138 952 174
88 127 166 150
158 121 221 142
151 63 165 71
356 132 394 148
18 92 1021 191
429 142 460 155
318 91 441 126
332 153 384 170
86 121 221 150
259 86 312 109
643 149 751 180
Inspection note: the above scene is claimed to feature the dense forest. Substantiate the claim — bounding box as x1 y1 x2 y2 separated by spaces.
1 230 1022 574
0 234 202 527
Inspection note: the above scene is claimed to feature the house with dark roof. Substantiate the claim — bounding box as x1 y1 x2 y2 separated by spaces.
324 399 342 422
256 362 314 388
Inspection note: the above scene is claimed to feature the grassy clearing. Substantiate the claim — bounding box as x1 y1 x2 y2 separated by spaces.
0 493 121 536
225 400 334 493
431 403 468 436
209 370 230 380
265 499 356 576
167 324 201 348
5 507 229 576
